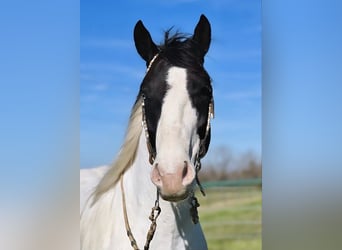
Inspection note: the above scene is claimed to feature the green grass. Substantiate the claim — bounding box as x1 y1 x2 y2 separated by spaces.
197 186 262 250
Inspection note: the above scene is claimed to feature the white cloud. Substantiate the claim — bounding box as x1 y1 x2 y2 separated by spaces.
221 89 261 101
80 62 144 80
241 25 262 34
213 71 261 81
81 38 133 49
92 83 109 92
213 119 253 131
81 94 99 103
209 47 261 62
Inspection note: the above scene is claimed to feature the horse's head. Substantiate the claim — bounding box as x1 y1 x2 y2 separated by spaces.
134 15 213 202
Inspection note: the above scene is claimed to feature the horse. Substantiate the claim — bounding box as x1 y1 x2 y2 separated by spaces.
80 14 214 250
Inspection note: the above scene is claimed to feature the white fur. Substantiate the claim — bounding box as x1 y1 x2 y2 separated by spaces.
155 67 201 172
80 67 207 250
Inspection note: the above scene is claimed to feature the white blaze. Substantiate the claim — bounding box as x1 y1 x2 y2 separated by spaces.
155 66 200 173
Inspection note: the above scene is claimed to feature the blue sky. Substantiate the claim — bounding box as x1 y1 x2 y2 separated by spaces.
81 0 261 168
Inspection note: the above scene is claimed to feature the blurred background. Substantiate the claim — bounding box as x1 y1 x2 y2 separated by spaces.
81 1 261 249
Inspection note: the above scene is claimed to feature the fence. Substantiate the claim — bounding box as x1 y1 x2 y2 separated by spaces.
197 179 262 250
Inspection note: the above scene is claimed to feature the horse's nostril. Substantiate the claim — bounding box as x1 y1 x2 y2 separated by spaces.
151 163 162 185
182 161 188 178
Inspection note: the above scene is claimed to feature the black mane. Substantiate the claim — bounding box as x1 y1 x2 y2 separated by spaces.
157 29 206 69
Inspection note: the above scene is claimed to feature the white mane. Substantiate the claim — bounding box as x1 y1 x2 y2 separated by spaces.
92 96 143 204
81 97 143 250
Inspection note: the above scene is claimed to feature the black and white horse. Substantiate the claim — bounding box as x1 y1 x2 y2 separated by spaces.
81 15 214 250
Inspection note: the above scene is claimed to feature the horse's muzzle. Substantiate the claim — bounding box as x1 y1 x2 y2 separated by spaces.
151 161 195 202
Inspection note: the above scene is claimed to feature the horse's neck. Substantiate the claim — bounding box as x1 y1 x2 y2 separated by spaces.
123 133 156 205
120 133 201 249
80 132 206 250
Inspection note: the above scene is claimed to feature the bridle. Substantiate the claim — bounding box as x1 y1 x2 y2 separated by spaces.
141 94 156 165
120 54 214 249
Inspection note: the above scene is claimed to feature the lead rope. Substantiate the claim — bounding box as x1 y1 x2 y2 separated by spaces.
120 175 161 250
120 175 139 250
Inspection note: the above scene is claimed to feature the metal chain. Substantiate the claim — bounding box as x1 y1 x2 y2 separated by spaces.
144 194 161 250
120 175 161 250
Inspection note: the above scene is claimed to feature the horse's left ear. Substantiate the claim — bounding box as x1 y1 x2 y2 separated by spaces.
134 20 159 66
193 14 211 57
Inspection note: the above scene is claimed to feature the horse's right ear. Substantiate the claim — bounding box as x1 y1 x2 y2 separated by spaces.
134 20 159 65
193 14 211 58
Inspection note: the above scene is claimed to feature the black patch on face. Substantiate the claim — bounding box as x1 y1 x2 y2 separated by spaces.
186 68 212 139
139 59 169 152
